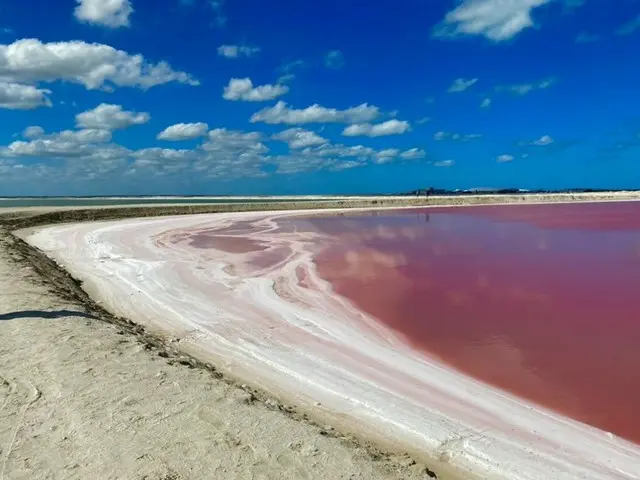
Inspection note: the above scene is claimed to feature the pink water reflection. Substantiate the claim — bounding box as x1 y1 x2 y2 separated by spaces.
301 202 640 444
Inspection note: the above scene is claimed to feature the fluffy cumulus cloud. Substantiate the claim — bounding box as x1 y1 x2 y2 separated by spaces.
272 128 328 149
217 45 261 58
0 81 51 109
434 0 550 41
3 128 121 161
157 122 209 141
22 126 45 139
374 148 400 164
76 104 150 130
448 78 478 93
204 128 267 154
251 101 380 125
74 0 133 28
0 39 198 92
223 78 289 102
1 90 425 184
342 119 411 137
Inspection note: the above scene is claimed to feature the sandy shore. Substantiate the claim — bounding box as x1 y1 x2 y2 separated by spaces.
0 227 451 479
3 193 640 480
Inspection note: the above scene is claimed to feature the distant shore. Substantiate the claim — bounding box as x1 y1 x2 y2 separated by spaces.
4 190 640 228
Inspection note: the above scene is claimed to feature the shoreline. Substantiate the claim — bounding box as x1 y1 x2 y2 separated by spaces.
4 190 640 228
0 228 444 480
19 199 640 480
4 192 640 480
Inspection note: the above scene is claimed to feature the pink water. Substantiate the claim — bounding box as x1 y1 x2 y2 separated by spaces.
299 202 640 444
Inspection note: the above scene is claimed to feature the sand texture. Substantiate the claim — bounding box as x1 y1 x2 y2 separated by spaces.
22 207 640 480
0 228 441 480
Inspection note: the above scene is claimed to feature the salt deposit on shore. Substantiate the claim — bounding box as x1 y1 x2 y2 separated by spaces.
0 228 437 480
25 206 640 480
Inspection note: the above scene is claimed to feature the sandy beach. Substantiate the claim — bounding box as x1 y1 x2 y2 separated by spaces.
3 193 640 480
0 226 445 479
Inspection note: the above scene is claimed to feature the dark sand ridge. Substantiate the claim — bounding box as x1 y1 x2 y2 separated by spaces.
2 191 640 480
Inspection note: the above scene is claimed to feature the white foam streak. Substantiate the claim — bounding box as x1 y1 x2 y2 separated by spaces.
26 210 640 480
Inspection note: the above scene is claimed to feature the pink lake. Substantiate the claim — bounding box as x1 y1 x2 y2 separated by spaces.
294 202 640 445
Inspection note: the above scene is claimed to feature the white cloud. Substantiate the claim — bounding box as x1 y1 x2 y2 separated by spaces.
157 122 209 141
0 81 51 109
433 0 550 41
342 119 410 137
331 160 362 171
204 128 267 154
481 97 492 108
22 126 45 138
251 101 380 125
533 135 554 145
325 50 345 69
272 141 420 174
616 15 640 36
497 78 555 95
434 131 481 141
76 104 150 130
448 77 478 93
217 45 260 58
132 147 197 168
303 144 376 158
223 78 289 102
434 159 455 167
374 148 426 163
4 128 119 160
74 0 133 28
497 154 514 162
400 148 426 159
272 128 328 149
374 148 400 163
416 117 431 124
0 39 198 91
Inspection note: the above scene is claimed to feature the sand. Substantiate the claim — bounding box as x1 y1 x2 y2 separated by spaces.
0 228 442 480
21 205 640 480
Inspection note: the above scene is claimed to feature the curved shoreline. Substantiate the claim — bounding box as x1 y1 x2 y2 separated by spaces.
23 207 640 480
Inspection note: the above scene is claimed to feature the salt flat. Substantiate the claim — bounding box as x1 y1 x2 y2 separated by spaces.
25 208 640 480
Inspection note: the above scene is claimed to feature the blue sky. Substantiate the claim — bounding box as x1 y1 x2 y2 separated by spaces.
0 0 639 195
